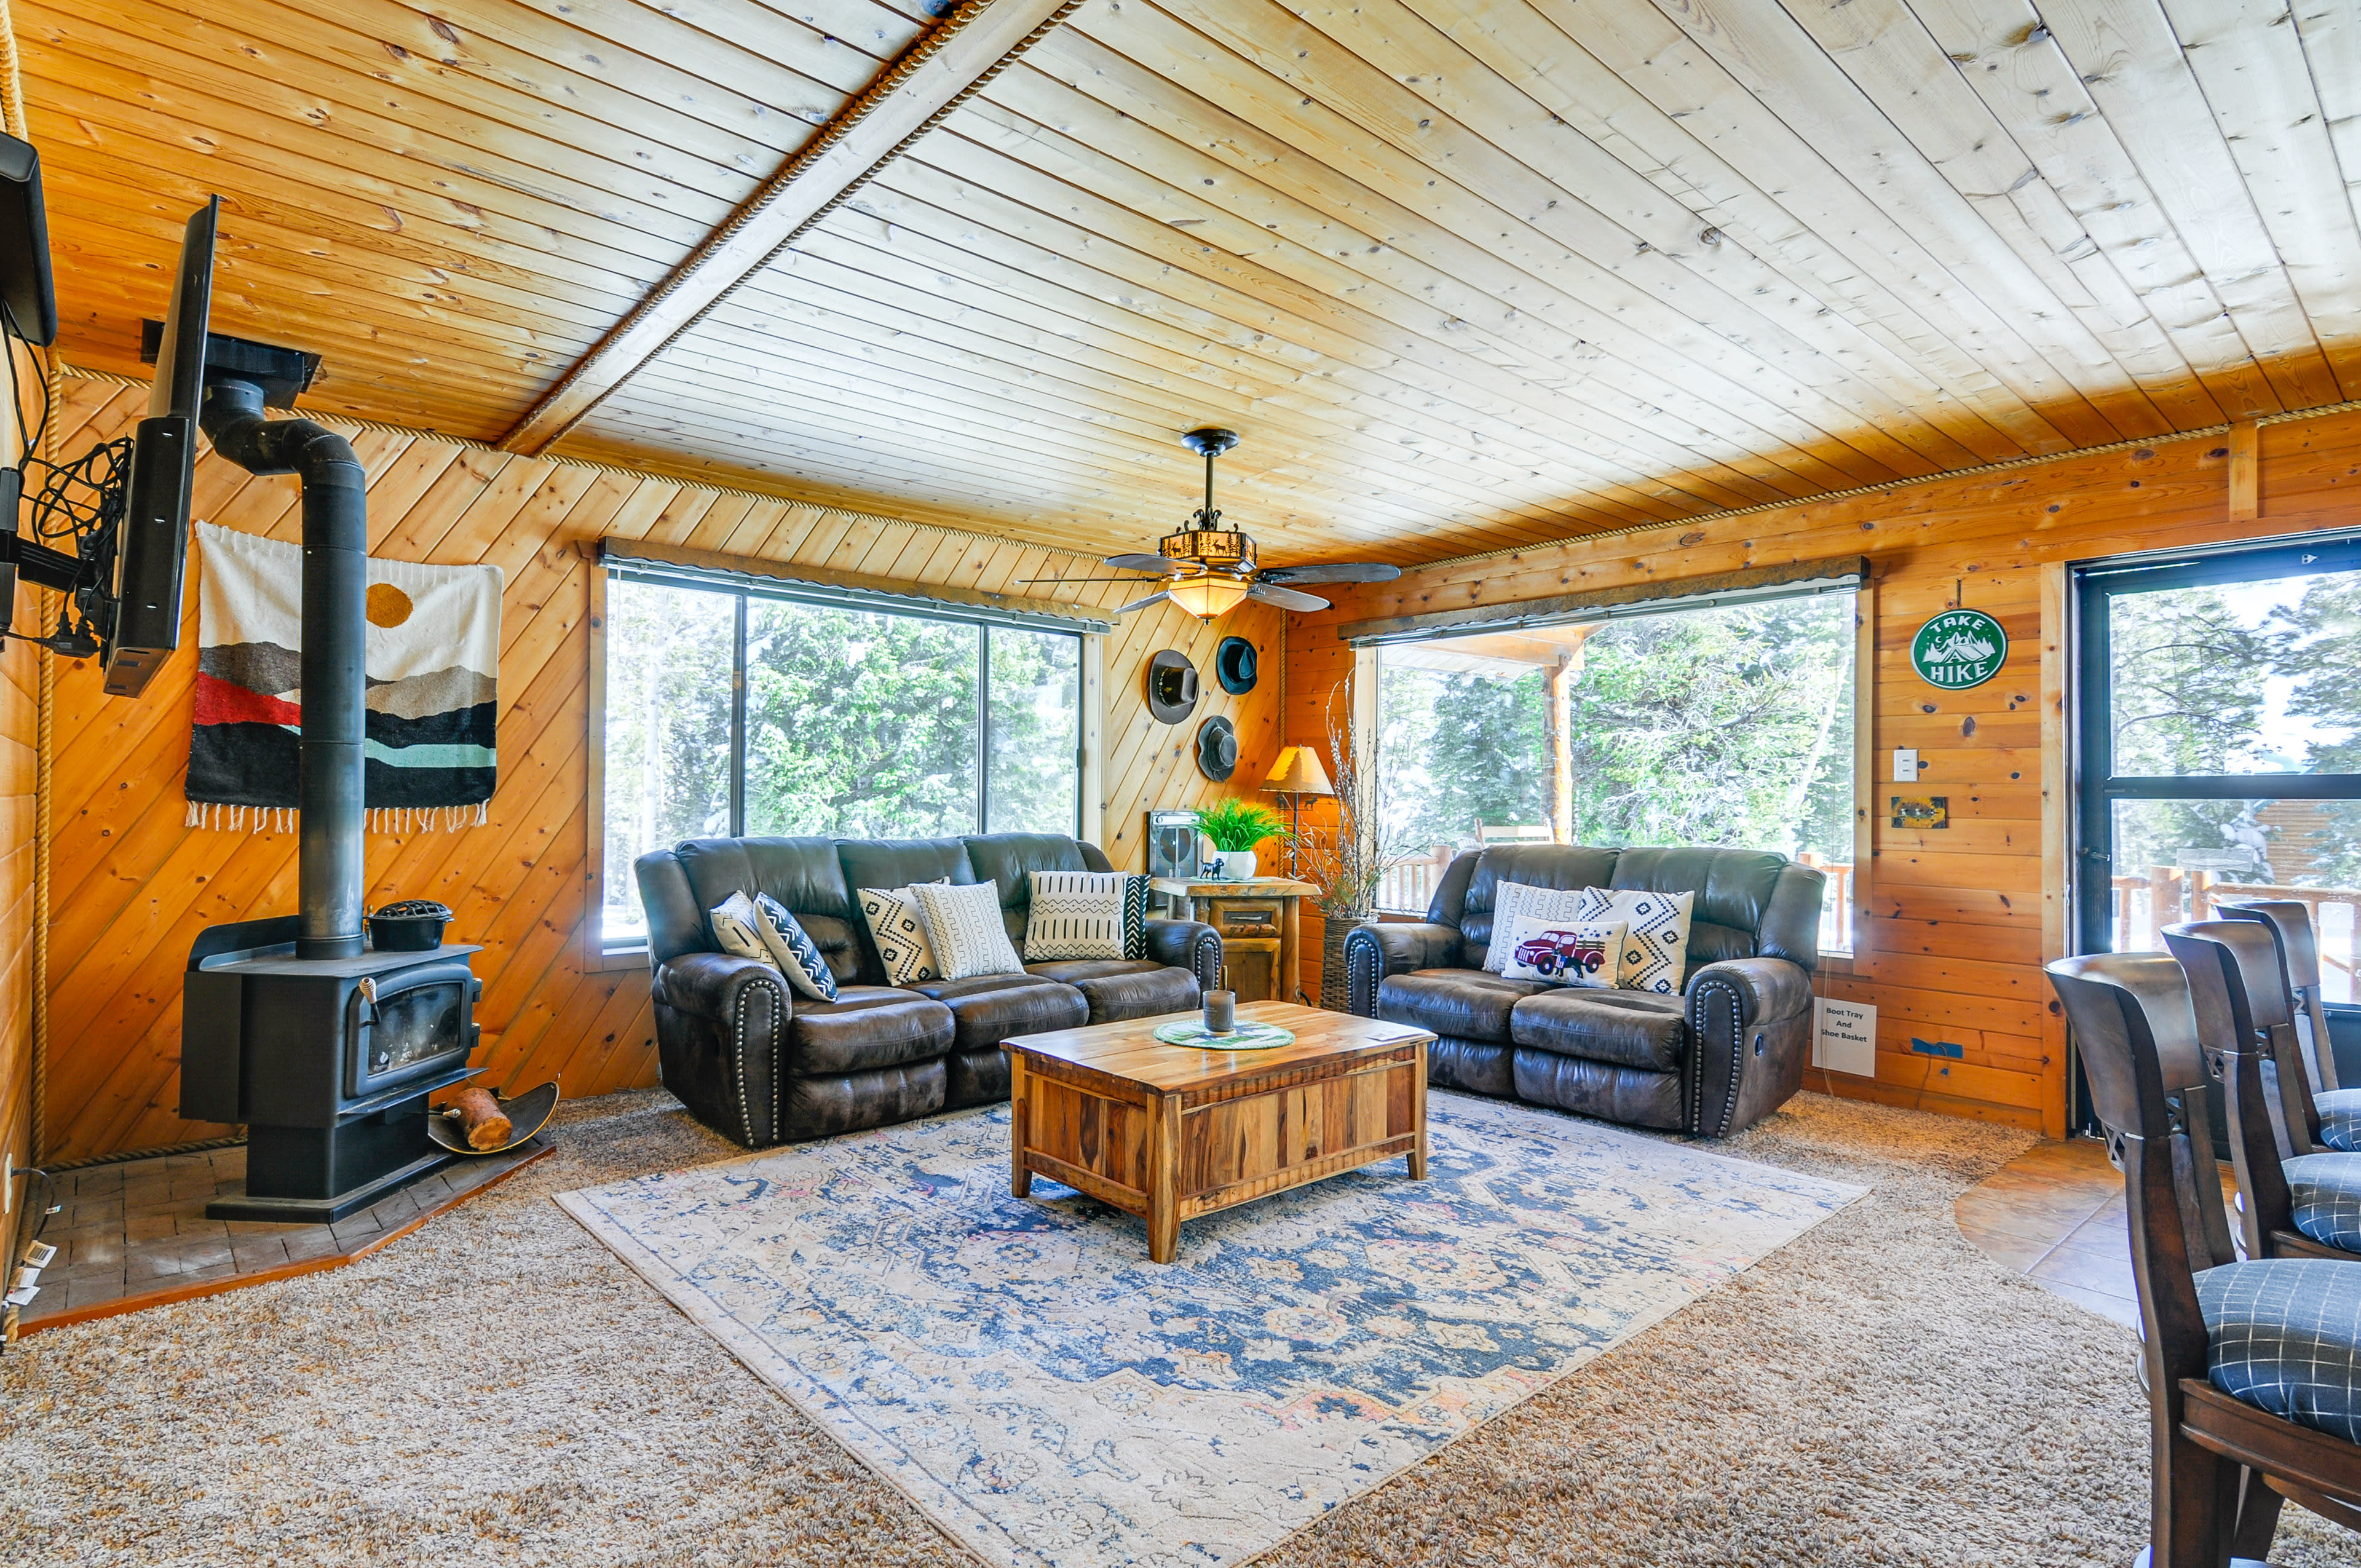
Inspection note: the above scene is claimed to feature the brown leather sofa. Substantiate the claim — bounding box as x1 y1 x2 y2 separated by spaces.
634 832 1222 1147
1344 845 1825 1138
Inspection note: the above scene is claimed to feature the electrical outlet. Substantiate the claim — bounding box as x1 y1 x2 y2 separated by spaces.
1892 747 1920 782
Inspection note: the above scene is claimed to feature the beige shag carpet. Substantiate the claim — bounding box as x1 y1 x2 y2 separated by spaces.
2 1090 2352 1567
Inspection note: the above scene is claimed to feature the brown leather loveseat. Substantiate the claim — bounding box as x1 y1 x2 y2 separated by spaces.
635 832 1221 1148
1345 845 1825 1138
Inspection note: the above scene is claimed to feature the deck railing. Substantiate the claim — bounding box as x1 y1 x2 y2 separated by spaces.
1795 853 1854 955
2110 869 2361 1004
1378 844 1459 916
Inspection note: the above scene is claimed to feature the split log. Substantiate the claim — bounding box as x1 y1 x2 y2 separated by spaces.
449 1087 512 1150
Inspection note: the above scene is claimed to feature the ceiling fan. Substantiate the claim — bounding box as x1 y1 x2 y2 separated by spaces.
1032 429 1399 619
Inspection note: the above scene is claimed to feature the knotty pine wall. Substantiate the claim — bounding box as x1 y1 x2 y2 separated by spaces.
0 341 39 1202
1289 407 2361 1138
44 370 1281 1162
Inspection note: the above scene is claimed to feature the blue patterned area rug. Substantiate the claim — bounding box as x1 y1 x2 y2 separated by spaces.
556 1092 1862 1568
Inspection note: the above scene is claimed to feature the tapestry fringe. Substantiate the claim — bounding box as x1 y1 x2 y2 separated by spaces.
184 802 489 833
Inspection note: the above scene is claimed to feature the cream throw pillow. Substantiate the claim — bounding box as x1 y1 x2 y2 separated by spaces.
1481 879 1594 974
1574 887 1696 994
1497 913 1626 988
1023 870 1130 962
858 883 944 986
910 880 1027 981
709 892 779 970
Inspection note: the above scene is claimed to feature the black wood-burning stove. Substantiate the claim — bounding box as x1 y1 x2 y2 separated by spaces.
174 363 488 1221
183 915 482 1221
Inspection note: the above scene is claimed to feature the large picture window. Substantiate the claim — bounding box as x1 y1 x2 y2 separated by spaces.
599 566 1085 952
1374 591 1859 950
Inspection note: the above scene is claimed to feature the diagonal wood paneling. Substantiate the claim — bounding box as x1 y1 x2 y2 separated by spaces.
44 368 1283 1162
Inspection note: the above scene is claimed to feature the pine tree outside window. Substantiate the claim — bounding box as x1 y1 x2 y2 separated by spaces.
1374 592 1859 952
598 568 1085 953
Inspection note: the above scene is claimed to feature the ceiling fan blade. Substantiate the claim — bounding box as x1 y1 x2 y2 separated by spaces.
1020 576 1200 585
1104 553 1184 574
1115 590 1175 616
1257 562 1402 585
1246 581 1330 612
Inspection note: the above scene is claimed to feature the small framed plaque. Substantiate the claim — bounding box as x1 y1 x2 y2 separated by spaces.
1147 809 1200 879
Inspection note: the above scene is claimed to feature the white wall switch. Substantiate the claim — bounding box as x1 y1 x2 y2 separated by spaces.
1892 747 1920 782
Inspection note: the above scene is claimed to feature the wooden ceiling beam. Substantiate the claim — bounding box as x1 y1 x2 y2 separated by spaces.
498 0 1082 456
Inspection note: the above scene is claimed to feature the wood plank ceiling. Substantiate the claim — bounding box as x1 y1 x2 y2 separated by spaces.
22 0 2361 567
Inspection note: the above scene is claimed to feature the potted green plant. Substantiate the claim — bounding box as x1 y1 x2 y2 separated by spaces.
1193 797 1285 881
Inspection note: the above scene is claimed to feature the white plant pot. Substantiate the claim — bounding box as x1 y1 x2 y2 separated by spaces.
1216 848 1259 881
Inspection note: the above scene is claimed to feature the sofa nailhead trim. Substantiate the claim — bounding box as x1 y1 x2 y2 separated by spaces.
732 974 781 1148
1686 980 1744 1138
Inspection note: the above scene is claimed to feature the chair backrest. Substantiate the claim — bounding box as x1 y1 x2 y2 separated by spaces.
1428 843 1825 982
2167 916 2322 1159
2165 920 2320 1259
2044 954 2237 1394
2218 898 2340 1093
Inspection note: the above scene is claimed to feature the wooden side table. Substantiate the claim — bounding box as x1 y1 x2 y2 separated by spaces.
1150 876 1319 1007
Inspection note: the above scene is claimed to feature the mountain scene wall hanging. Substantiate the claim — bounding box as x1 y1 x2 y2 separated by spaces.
1908 608 2007 691
186 521 502 832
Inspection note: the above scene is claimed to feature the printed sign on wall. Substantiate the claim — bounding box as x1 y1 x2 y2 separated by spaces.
1814 998 1877 1078
1910 608 2007 691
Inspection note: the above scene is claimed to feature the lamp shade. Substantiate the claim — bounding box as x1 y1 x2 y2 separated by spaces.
1165 576 1252 620
1260 745 1335 797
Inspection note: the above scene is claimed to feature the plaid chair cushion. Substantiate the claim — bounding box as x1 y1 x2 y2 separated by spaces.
2316 1088 2361 1154
2284 1154 2361 1252
2194 1259 2361 1443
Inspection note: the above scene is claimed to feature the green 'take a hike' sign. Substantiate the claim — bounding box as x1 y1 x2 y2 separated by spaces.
1910 608 2007 691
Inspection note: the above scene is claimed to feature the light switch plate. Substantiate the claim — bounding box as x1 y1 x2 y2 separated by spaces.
1892 747 1920 782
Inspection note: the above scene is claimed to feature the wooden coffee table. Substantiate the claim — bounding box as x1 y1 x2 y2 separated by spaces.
1000 1000 1434 1264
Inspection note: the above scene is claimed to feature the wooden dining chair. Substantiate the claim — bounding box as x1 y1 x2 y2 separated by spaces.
2046 952 2361 1566
2164 920 2361 1270
2217 898 2361 1154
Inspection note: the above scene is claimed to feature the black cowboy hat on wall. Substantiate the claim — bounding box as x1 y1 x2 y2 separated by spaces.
1147 649 1200 724
1216 636 1257 695
1196 714 1239 781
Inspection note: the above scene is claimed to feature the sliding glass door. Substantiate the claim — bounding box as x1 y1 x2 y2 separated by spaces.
2074 536 2361 1027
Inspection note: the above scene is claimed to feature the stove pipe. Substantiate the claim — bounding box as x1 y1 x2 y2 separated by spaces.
198 378 366 959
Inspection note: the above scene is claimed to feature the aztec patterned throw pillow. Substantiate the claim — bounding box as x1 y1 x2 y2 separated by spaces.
858 882 945 986
1481 879 1594 975
752 892 839 1002
911 880 1028 981
1574 887 1697 994
1497 913 1626 988
1121 873 1152 960
1023 871 1131 962
708 892 778 969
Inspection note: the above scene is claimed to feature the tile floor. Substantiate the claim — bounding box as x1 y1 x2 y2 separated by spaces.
1953 1135 2244 1331
22 1136 550 1332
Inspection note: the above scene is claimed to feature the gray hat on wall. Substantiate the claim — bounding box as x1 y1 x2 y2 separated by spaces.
1147 650 1200 724
1196 714 1239 781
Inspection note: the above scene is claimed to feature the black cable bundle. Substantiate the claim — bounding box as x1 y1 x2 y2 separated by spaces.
12 433 130 654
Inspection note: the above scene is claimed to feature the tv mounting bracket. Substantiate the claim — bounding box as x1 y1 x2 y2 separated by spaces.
0 328 319 656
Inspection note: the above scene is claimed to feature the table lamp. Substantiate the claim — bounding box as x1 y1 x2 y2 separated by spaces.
1260 746 1335 877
